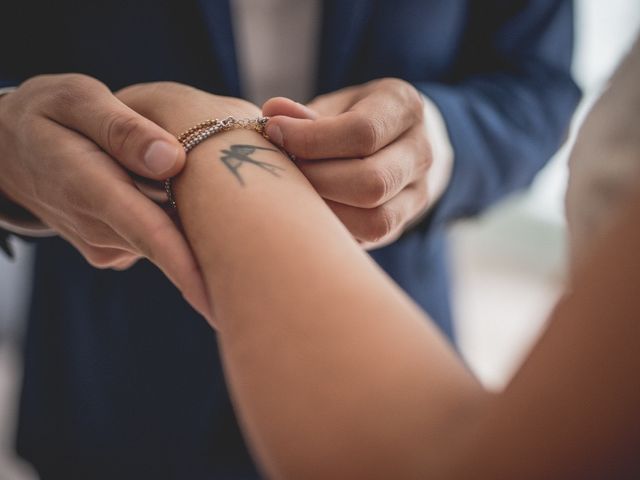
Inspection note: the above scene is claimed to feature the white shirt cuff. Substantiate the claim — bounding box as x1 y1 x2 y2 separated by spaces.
421 94 454 209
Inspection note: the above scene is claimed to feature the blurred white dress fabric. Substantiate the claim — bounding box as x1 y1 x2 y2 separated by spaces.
567 37 640 263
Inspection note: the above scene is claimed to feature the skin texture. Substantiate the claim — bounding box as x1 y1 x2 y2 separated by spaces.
121 82 640 479
0 74 209 318
0 75 435 315
263 78 434 249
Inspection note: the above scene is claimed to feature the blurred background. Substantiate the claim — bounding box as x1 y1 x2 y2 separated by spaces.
1 1 639 478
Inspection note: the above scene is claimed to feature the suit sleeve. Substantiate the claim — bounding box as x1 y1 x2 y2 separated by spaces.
0 86 18 257
415 0 581 229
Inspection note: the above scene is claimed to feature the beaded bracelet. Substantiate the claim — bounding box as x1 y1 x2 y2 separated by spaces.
164 116 270 208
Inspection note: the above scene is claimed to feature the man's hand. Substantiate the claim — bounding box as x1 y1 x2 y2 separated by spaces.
262 78 438 249
0 74 210 318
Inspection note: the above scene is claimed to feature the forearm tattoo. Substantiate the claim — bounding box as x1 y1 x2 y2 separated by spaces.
220 144 284 186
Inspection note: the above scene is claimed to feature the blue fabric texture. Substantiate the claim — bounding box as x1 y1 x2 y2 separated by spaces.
0 1 579 478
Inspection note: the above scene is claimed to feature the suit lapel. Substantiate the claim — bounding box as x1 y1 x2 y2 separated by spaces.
317 0 371 93
195 0 241 96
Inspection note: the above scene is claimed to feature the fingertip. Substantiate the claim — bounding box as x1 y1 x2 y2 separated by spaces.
263 97 318 120
266 115 319 154
262 96 293 115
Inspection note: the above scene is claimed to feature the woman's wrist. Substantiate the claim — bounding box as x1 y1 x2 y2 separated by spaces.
173 128 292 221
117 83 261 136
169 125 338 325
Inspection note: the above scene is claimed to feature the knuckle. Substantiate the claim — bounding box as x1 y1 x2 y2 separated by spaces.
360 163 392 208
48 74 99 110
402 83 424 122
414 133 433 174
377 77 410 99
410 90 425 123
60 73 97 90
363 206 397 243
48 86 82 111
17 76 47 101
352 114 380 156
382 77 424 122
101 112 143 157
378 77 403 90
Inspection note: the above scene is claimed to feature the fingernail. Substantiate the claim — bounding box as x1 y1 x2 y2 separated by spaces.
266 124 283 146
144 141 180 175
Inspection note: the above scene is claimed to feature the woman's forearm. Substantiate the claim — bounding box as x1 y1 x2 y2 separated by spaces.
173 128 484 478
119 84 640 479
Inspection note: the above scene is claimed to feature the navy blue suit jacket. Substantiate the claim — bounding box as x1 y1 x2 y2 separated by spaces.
1 1 579 478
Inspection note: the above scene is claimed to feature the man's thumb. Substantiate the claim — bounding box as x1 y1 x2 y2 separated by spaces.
262 97 318 121
262 97 320 154
96 104 186 179
52 84 186 179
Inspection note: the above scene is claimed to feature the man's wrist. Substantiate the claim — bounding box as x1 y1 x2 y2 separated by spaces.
0 86 56 238
421 94 454 210
0 189 55 237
